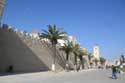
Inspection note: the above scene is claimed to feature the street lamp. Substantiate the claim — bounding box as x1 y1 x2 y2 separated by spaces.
0 0 5 26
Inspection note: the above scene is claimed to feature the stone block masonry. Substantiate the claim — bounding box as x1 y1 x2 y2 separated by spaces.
0 27 65 73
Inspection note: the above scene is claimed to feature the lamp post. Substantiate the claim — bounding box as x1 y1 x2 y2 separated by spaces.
0 0 5 26
121 54 125 63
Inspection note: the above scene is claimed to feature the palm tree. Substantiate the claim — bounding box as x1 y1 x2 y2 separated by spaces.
40 25 66 71
100 57 106 65
94 58 99 66
88 53 92 61
72 44 80 70
88 53 94 65
73 44 87 70
61 41 74 71
78 48 87 69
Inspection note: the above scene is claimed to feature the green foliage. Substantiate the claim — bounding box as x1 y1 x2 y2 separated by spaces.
72 44 87 65
88 53 94 61
40 24 67 45
72 44 80 65
60 41 74 61
73 44 80 56
40 24 67 66
2 24 8 30
73 44 87 57
100 57 106 65
92 58 99 66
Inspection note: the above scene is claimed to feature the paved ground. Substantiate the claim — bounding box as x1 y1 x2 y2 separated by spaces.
0 69 125 83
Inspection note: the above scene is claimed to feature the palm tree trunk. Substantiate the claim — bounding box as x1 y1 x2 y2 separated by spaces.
65 53 69 71
79 55 84 69
54 44 56 64
74 55 77 65
66 53 69 61
52 44 56 71
74 55 77 71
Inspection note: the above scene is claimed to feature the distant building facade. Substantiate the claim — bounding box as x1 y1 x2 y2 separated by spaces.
30 29 40 39
58 35 79 46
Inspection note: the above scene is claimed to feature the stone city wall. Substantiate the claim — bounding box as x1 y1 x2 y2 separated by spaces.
0 24 66 73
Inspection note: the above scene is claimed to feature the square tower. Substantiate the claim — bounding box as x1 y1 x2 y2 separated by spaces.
93 45 100 60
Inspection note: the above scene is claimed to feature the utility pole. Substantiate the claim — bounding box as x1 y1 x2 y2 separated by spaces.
0 0 5 26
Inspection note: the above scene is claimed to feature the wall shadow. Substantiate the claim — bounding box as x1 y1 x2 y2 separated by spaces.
0 28 49 76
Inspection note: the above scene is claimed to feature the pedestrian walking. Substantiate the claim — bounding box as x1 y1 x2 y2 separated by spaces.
112 65 117 79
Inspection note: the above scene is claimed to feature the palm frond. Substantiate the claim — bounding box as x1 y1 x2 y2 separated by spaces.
40 33 49 38
42 29 48 34
61 41 74 53
40 24 67 45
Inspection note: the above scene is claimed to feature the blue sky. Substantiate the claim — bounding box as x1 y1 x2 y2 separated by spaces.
2 0 125 60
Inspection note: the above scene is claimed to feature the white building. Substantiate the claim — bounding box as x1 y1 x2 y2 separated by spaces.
68 36 78 45
30 29 40 39
58 39 65 46
58 35 79 46
93 45 100 60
